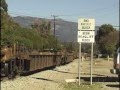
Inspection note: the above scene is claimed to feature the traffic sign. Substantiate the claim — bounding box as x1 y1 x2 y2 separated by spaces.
77 18 95 85
77 31 95 43
78 18 95 30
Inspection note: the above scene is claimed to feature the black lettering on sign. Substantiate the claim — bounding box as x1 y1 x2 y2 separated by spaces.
82 39 90 42
83 32 90 35
84 19 89 22
81 23 85 25
82 26 90 29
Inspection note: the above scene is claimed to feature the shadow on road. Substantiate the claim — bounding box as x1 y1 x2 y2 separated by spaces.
78 76 119 82
52 69 77 74
31 77 58 83
106 84 120 88
20 66 55 76
79 76 120 89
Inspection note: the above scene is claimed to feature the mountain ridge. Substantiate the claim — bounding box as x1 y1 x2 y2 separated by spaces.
13 16 99 42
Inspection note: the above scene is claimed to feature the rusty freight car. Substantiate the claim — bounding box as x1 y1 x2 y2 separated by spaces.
0 45 74 78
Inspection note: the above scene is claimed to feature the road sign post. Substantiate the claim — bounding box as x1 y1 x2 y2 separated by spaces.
90 43 94 85
78 42 81 85
78 18 95 85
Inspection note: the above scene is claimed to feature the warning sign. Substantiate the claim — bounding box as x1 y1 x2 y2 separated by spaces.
78 18 95 30
77 31 95 43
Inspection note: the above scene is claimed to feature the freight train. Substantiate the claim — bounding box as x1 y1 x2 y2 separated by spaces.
0 44 74 79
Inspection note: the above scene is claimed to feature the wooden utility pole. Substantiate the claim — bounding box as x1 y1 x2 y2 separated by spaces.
51 15 58 36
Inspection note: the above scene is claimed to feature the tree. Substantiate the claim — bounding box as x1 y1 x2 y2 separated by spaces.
103 31 118 55
1 0 8 12
31 20 51 36
96 24 119 57
1 0 61 51
96 24 114 40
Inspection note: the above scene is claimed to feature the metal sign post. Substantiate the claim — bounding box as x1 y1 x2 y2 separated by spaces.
78 18 95 85
78 42 81 85
90 43 94 85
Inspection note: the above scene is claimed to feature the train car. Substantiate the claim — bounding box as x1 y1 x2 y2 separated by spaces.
0 44 74 79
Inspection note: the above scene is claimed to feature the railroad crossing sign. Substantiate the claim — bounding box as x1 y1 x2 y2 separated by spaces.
78 18 95 30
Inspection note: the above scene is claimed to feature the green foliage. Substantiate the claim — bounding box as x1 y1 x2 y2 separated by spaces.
1 21 58 50
81 44 91 53
31 20 51 36
96 24 119 56
97 24 114 37
1 0 60 50
1 0 8 12
62 42 79 53
1 11 59 50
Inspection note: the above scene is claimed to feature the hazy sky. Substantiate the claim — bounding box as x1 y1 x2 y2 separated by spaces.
6 0 119 26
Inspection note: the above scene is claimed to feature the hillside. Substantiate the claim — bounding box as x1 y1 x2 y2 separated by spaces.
13 16 99 42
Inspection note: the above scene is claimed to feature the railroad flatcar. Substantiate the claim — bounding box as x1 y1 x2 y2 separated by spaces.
0 44 74 78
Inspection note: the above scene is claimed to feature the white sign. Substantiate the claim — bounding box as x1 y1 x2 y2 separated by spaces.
77 31 95 43
78 18 95 30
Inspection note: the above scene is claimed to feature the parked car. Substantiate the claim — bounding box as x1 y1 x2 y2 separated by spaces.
110 47 120 77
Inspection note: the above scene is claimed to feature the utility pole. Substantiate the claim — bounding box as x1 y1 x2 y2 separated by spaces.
51 15 58 51
51 15 58 36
